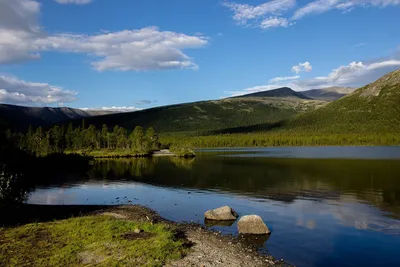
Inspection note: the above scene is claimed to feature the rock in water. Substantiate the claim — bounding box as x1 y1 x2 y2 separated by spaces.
204 206 239 221
237 215 270 235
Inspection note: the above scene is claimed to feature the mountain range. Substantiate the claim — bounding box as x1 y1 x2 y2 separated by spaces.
0 69 398 136
0 104 115 131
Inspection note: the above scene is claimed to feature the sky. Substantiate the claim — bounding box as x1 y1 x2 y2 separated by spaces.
0 0 400 111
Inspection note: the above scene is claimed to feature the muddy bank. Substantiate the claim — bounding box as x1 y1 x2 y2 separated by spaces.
0 204 287 267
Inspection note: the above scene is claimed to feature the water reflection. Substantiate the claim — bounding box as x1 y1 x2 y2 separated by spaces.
239 234 270 250
27 154 400 267
204 219 235 227
86 157 400 219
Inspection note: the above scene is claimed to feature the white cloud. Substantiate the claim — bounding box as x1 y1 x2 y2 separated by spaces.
293 0 400 20
260 17 291 28
223 0 296 28
269 75 300 83
55 0 92 4
0 0 42 64
226 58 400 96
35 27 208 71
224 0 400 29
354 43 366 47
292 62 313 74
0 0 208 71
81 106 141 112
0 75 77 105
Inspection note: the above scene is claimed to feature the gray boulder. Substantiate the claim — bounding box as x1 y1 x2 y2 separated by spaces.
204 206 239 221
237 215 270 235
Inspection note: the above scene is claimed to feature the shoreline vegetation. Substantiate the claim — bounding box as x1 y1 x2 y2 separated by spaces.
161 132 400 148
9 121 196 158
0 204 284 267
65 148 196 159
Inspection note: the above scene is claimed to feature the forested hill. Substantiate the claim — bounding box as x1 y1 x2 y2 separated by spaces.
80 97 325 134
0 104 114 131
235 87 312 100
281 69 400 133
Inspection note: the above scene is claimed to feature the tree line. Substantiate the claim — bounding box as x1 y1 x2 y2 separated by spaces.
14 121 160 156
161 132 400 148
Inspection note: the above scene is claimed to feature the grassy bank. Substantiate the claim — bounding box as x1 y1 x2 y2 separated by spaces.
0 206 187 267
168 146 196 158
67 148 195 158
66 149 151 158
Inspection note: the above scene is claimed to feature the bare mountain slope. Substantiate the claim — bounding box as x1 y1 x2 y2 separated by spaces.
302 87 356 101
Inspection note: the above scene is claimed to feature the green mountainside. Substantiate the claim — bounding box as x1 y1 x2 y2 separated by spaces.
281 69 400 134
82 96 325 134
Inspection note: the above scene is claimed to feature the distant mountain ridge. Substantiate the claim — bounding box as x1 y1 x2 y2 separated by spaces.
236 87 312 100
0 104 116 131
302 87 356 101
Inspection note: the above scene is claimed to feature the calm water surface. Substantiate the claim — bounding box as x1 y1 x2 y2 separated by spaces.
28 147 400 267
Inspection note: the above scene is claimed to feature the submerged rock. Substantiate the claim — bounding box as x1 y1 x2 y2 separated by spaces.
204 206 239 221
237 215 270 235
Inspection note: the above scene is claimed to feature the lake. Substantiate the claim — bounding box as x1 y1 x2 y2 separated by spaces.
27 147 400 267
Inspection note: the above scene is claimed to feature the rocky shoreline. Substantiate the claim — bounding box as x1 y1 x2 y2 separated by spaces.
97 205 288 267
1 204 289 267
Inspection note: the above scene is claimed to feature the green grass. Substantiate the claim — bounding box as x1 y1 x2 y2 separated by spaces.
0 215 187 267
66 149 151 158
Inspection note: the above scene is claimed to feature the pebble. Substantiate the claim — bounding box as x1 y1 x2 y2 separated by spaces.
134 228 143 234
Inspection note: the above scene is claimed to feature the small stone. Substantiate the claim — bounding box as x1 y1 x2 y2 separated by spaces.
134 228 143 234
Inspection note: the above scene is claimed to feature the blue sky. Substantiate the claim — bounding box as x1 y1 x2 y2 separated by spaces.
1 0 400 111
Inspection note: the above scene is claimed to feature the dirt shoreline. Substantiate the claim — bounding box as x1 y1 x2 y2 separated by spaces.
0 204 288 267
